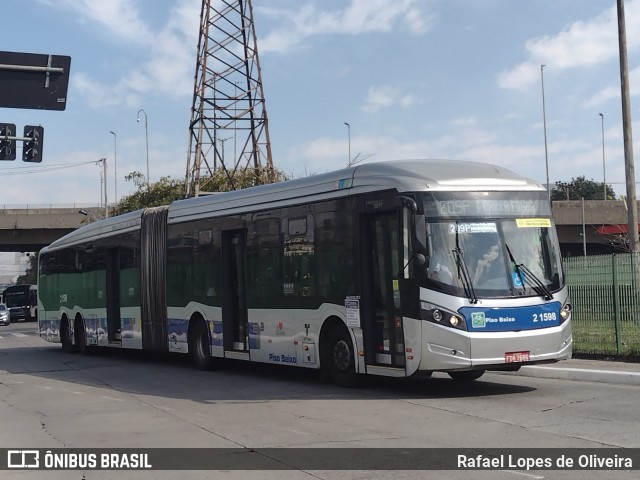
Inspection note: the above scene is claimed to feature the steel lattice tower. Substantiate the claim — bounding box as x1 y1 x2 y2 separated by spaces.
185 0 274 197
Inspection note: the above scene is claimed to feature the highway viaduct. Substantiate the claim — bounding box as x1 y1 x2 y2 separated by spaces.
0 201 633 254
0 205 103 252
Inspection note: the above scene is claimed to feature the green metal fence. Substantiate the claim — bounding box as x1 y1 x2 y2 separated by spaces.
564 253 640 357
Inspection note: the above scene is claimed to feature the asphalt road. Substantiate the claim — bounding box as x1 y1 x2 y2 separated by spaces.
1 320 639 480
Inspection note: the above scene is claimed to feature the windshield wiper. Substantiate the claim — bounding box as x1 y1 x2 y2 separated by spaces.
505 243 553 301
453 223 477 304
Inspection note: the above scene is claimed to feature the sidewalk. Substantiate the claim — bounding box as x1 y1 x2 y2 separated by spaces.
499 358 640 386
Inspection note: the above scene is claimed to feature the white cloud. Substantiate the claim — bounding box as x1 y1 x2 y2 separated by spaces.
362 85 418 112
66 0 200 108
583 65 640 107
56 0 154 46
498 0 640 90
451 116 478 127
258 0 434 54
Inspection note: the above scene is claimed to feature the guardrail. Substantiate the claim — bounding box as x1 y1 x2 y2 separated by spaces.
0 204 102 214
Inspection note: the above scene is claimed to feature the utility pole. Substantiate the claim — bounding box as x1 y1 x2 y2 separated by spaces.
617 0 638 252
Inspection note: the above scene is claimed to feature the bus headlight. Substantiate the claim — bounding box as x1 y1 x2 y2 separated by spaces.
421 302 467 331
560 301 572 323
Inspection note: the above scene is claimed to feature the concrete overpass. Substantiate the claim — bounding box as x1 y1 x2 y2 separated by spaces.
0 201 633 255
552 200 635 255
0 205 103 252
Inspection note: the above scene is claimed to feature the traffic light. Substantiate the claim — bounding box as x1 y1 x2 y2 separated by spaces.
22 125 44 162
0 123 16 160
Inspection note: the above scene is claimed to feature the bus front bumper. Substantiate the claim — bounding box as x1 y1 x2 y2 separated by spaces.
418 319 572 372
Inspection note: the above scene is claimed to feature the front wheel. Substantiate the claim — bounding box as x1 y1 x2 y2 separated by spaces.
448 370 485 382
325 326 360 387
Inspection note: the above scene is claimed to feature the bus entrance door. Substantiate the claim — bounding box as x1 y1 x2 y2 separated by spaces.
361 211 406 369
222 230 249 353
105 247 121 343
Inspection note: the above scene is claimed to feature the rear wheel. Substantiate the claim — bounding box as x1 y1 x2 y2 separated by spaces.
75 318 91 355
189 319 217 370
61 316 77 353
325 325 360 387
448 370 485 381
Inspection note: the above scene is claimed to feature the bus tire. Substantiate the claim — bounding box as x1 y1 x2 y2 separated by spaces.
448 370 485 381
75 317 92 355
189 319 216 370
326 325 360 387
61 316 77 354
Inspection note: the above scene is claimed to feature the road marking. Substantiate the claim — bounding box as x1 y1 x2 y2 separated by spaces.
506 471 545 479
101 395 124 402
12 332 28 337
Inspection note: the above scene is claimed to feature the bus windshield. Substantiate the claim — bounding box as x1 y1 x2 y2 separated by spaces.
5 290 27 308
421 192 563 299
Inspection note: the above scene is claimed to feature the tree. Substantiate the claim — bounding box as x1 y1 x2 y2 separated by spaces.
112 173 185 216
551 176 615 201
15 253 38 285
114 166 289 216
197 165 288 193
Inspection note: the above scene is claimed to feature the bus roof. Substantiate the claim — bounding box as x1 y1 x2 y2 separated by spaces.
168 159 543 223
42 209 143 252
42 160 543 251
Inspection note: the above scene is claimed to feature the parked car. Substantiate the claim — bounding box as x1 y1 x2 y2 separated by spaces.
0 304 9 326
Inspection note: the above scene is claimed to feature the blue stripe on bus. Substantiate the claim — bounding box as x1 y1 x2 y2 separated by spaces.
459 302 562 332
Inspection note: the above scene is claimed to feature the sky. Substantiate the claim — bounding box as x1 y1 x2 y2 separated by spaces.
0 1 639 269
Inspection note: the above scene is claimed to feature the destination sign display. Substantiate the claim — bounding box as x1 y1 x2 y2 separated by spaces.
422 192 551 218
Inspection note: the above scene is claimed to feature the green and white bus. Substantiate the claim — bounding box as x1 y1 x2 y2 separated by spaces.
38 160 572 385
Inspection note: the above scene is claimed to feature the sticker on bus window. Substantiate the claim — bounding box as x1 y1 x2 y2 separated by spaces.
515 218 551 228
448 223 497 234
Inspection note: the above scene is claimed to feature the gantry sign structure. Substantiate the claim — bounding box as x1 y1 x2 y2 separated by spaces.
185 0 274 197
0 51 71 162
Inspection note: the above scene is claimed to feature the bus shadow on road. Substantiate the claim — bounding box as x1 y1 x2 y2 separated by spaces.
6 344 536 402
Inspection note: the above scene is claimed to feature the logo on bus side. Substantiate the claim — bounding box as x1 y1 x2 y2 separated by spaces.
471 312 486 328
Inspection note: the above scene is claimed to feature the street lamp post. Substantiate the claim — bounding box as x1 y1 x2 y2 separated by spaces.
219 137 231 166
344 122 351 166
599 113 606 200
109 131 118 203
540 65 550 203
137 109 149 184
79 209 99 222
98 157 107 218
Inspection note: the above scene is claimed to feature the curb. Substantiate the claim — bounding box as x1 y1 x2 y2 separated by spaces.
508 365 640 386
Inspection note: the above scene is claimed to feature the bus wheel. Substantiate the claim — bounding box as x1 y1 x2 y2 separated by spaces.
75 318 91 355
189 319 216 370
61 317 77 354
326 326 360 387
448 370 485 381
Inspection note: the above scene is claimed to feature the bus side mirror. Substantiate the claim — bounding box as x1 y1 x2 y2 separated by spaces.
414 253 426 267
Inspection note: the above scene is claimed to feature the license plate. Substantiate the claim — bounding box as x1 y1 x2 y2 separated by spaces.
505 351 530 363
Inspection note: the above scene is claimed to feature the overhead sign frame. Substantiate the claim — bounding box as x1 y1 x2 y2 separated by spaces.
0 51 71 111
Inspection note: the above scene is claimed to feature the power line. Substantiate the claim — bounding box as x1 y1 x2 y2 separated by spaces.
0 160 98 176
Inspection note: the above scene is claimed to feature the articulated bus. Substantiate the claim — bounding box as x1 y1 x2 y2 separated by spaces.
37 160 572 385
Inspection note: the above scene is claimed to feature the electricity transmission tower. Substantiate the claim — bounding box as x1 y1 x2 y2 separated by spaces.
185 0 274 197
